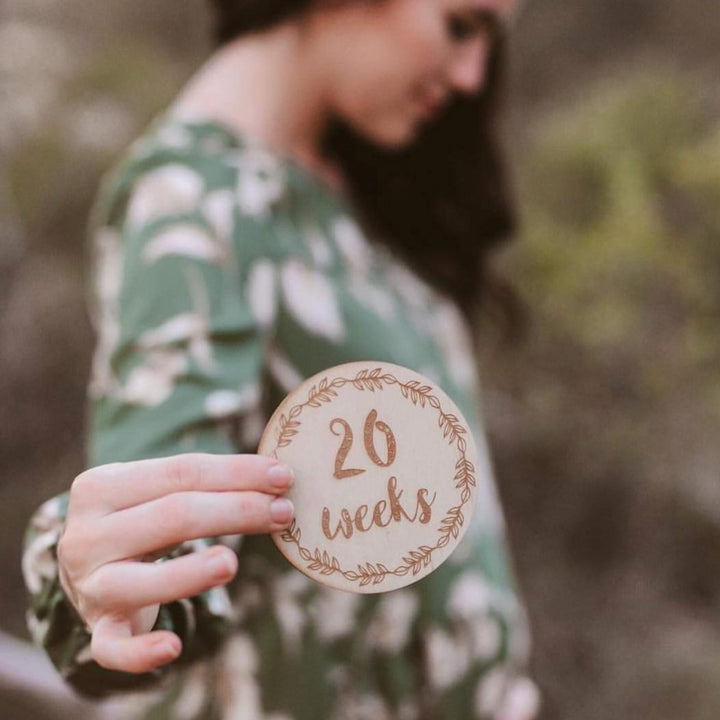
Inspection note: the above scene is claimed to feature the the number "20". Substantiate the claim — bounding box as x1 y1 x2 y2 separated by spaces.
330 409 397 479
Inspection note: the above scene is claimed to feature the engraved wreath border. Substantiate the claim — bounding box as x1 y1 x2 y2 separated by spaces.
271 368 476 588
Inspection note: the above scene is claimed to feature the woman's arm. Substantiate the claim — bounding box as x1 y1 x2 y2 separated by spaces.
23 149 289 695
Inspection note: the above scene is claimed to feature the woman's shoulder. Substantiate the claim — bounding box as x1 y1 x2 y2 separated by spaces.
91 109 297 238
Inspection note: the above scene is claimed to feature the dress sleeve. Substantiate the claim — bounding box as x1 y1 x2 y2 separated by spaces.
22 157 283 697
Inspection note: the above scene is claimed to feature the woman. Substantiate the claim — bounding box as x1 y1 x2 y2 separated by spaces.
22 0 539 718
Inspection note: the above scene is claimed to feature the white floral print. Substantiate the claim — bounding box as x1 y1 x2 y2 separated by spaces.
126 164 204 229
495 676 542 720
425 625 471 690
88 226 123 398
474 667 510 719
266 343 304 393
429 300 478 391
332 216 372 276
304 220 334 269
22 527 59 595
248 260 279 329
312 587 361 642
218 634 263 720
233 145 286 218
143 223 228 265
280 258 346 341
365 590 419 653
348 276 397 322
202 188 235 241
272 572 314 652
448 572 492 621
118 347 188 406
204 383 261 420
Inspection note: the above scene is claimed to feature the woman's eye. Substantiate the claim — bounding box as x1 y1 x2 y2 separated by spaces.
446 15 479 42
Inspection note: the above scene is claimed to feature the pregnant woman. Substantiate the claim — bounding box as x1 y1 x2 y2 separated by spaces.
22 1 539 718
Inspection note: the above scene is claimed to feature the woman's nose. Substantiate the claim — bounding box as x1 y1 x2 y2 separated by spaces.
446 36 492 96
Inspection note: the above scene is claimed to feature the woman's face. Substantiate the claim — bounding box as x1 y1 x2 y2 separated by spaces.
316 0 519 147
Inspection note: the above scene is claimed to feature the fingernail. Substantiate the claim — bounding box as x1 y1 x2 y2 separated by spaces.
270 497 294 524
161 644 180 662
154 637 180 659
207 549 235 577
267 463 294 489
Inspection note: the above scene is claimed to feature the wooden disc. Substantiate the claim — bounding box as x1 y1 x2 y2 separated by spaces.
258 361 480 593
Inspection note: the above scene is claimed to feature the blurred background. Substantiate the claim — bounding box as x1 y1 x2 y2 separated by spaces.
1 0 719 718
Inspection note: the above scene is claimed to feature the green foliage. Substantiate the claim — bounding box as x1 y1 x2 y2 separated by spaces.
512 72 720 402
486 71 720 720
60 40 188 119
9 40 189 248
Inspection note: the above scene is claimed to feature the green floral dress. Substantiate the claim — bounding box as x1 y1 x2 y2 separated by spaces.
22 108 539 720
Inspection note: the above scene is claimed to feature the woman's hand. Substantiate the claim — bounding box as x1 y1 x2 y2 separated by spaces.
57 453 294 674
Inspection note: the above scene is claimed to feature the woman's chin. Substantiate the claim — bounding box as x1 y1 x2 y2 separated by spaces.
358 116 423 151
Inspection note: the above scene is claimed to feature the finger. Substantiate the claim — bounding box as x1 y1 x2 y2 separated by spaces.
82 545 238 610
71 453 294 515
91 614 182 673
85 491 294 564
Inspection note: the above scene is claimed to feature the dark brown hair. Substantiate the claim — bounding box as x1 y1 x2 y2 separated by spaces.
208 0 516 320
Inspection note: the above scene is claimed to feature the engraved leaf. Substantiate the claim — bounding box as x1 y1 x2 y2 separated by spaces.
373 563 389 584
402 545 433 575
278 417 301 447
454 458 477 491
455 457 475 473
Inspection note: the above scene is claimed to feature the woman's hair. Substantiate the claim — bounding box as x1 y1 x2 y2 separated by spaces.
208 0 517 321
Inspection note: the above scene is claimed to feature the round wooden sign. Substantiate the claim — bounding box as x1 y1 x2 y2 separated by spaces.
258 361 479 593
